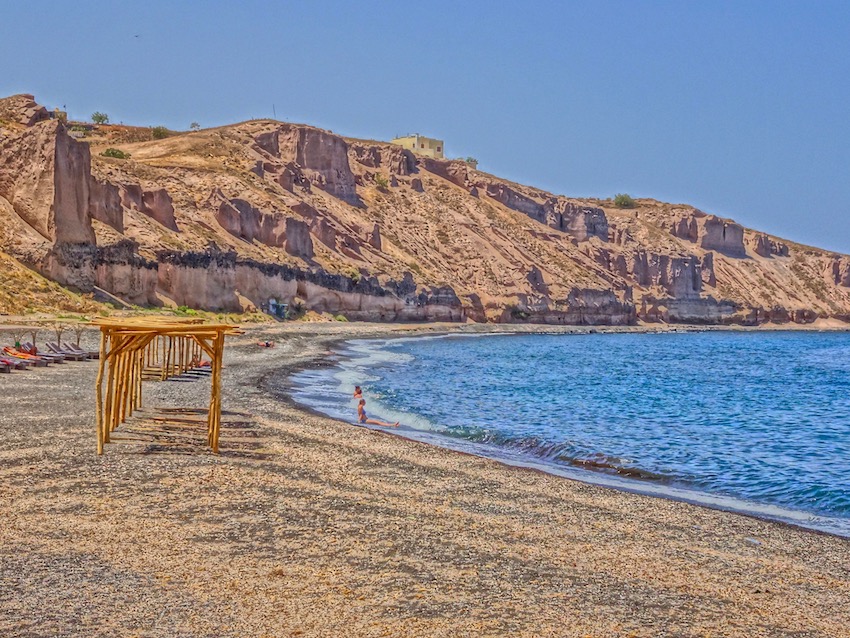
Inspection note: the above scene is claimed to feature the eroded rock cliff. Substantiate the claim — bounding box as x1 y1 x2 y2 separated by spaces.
2 93 850 325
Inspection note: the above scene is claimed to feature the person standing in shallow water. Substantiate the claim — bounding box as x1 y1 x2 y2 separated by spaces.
357 399 399 428
353 386 362 399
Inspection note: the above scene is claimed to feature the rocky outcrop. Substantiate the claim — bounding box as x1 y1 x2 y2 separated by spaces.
276 162 312 193
350 143 415 175
420 158 469 187
480 186 608 242
749 233 790 258
253 130 280 156
0 94 49 127
640 296 740 324
746 306 818 325
628 251 712 298
699 216 746 257
119 184 178 231
543 198 608 241
0 121 96 244
701 252 717 287
259 124 358 203
89 178 123 232
485 183 544 219
510 288 635 325
214 195 286 247
39 240 158 305
526 266 548 295
284 217 314 259
367 223 382 251
670 215 699 242
831 257 850 287
311 216 337 249
95 241 159 305
154 250 464 319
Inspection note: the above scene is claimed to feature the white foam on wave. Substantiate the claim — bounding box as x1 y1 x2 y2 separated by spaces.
291 338 446 432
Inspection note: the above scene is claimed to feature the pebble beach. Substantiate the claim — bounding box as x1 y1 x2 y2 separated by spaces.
2 322 849 637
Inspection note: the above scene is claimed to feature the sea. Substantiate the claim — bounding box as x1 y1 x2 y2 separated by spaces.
290 331 850 537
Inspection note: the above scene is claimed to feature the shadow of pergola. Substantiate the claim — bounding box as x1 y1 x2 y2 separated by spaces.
108 407 273 460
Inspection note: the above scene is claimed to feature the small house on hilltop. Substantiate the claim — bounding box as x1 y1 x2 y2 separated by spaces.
391 134 444 159
49 108 67 123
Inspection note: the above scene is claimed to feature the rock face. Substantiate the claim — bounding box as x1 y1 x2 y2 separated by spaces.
0 94 49 127
350 143 415 175
629 251 708 298
699 216 746 257
284 218 314 259
214 195 285 247
485 183 543 218
421 158 469 187
750 233 790 258
261 124 358 203
3 94 850 326
670 214 699 242
154 250 464 319
481 185 608 242
89 178 123 232
119 184 178 231
38 240 158 305
831 257 850 287
0 121 95 244
543 198 608 241
367 223 382 251
512 289 635 325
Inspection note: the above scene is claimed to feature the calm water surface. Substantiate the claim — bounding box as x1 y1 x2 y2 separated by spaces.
290 331 850 536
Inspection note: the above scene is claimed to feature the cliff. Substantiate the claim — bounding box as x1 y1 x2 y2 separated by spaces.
2 93 850 326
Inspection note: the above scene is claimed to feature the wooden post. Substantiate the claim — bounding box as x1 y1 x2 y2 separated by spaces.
104 333 121 442
209 332 224 453
95 330 108 455
117 351 128 426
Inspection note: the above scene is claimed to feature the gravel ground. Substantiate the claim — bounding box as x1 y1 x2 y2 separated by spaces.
1 322 849 637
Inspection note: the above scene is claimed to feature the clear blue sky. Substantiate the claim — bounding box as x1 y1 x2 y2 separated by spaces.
3 1 849 252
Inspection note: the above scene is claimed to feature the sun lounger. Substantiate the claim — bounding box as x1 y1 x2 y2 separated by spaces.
3 347 48 367
0 356 30 370
47 342 87 361
62 342 98 359
23 343 65 363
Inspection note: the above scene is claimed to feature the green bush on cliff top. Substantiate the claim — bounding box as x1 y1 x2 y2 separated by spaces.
613 193 636 208
101 148 130 160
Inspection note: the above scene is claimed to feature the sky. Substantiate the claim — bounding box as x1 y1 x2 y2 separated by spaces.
2 1 849 251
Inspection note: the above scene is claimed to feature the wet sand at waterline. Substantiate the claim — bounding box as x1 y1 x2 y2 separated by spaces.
1 322 848 637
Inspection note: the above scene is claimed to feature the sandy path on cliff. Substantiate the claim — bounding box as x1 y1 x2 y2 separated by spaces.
1 322 848 638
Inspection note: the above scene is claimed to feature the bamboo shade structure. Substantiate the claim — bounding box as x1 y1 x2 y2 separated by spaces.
92 318 240 455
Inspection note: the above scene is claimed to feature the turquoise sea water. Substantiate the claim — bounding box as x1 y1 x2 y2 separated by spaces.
290 331 850 536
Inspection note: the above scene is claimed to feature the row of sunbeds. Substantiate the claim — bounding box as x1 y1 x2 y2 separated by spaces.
0 342 99 373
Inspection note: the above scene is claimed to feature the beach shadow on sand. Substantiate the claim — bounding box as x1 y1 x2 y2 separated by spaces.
108 407 274 460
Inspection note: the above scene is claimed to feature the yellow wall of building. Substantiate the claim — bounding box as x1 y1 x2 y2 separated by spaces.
391 134 445 159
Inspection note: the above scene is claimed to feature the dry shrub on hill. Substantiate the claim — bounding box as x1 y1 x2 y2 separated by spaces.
0 251 103 315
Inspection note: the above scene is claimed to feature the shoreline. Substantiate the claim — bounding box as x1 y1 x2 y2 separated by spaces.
279 325 850 540
3 321 849 636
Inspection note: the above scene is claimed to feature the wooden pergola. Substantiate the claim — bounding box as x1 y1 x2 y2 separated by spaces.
93 318 240 455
